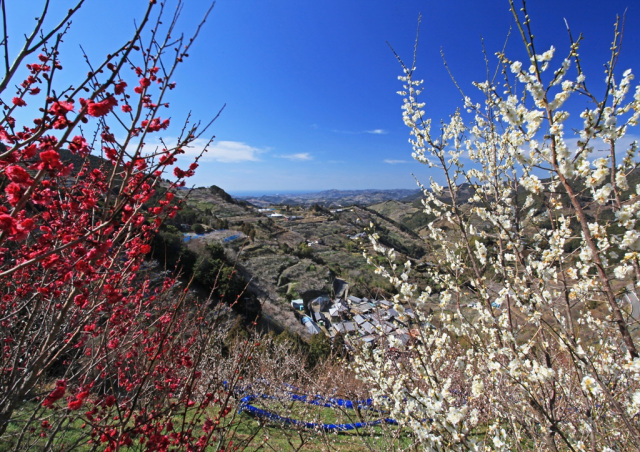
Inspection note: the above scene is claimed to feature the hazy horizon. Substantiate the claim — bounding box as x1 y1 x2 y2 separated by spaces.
223 187 421 198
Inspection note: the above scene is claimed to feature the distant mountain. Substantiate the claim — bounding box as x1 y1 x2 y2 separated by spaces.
237 188 421 208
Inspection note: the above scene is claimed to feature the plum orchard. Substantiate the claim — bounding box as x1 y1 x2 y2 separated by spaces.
357 1 640 450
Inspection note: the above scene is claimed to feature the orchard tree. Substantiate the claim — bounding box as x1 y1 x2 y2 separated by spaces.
0 1 259 450
357 0 640 450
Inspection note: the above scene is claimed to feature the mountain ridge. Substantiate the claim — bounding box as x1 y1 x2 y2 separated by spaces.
235 188 421 208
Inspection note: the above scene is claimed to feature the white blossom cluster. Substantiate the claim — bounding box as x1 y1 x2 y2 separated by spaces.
355 6 640 450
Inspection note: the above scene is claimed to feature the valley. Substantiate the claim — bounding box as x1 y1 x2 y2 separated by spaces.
157 185 433 339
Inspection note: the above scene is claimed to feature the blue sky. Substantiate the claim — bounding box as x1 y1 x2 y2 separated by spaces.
9 1 640 194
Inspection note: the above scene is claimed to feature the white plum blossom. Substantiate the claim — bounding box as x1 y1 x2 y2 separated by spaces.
621 230 640 251
446 406 467 426
474 240 488 266
581 375 601 396
593 183 612 204
616 171 629 191
614 264 632 279
628 392 640 417
587 158 609 187
520 174 543 194
471 376 485 398
535 45 555 62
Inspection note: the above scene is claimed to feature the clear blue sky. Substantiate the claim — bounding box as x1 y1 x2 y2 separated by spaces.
9 1 640 194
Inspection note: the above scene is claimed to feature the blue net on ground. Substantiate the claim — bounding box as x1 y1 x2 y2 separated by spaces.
236 388 398 432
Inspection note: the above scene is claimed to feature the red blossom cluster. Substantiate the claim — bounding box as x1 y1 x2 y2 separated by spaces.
82 96 118 117
141 116 170 132
41 380 66 408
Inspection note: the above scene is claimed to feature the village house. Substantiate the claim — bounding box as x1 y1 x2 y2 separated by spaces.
291 277 425 347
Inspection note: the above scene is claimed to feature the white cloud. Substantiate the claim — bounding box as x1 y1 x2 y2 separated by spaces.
330 128 388 135
384 159 408 164
204 140 263 162
277 152 313 161
141 138 265 163
566 134 639 157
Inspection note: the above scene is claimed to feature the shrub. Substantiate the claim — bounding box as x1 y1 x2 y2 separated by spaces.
193 223 205 234
307 333 332 367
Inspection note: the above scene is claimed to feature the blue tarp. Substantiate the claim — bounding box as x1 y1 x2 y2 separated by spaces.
182 230 240 243
237 389 398 431
183 233 205 243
